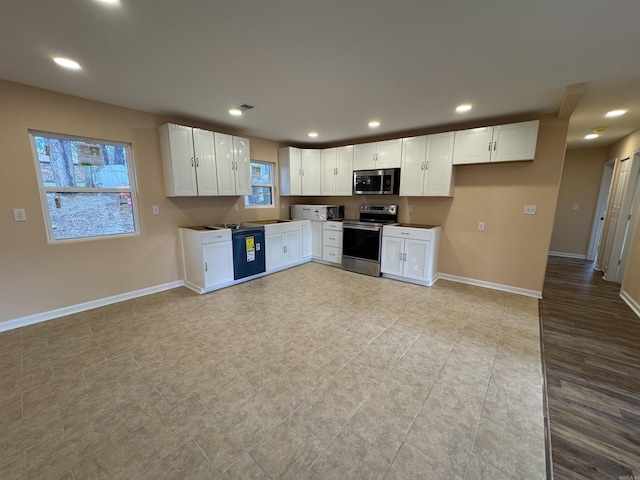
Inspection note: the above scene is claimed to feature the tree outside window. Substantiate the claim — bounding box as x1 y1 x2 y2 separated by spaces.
245 161 274 207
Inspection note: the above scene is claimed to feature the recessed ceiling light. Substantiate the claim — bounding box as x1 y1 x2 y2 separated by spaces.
308 132 318 138
368 121 380 128
228 108 243 116
53 57 82 70
605 109 627 117
95 0 120 4
456 104 472 113
584 133 599 140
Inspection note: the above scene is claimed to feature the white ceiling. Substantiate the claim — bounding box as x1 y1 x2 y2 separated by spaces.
1 0 639 149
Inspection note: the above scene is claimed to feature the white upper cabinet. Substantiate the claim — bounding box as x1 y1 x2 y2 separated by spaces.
321 146 353 196
279 147 321 196
214 133 251 196
353 139 402 170
400 132 454 197
452 120 539 165
160 123 218 196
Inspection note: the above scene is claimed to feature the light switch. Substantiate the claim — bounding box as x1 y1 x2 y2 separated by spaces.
572 203 579 210
234 203 239 211
408 204 413 213
13 208 26 221
478 222 485 231
524 205 537 215
152 205 160 215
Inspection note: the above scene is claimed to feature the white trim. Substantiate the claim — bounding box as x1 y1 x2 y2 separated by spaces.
620 289 640 319
0 281 183 333
437 273 542 299
548 251 587 259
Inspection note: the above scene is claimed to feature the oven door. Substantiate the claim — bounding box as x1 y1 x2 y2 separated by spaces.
342 224 381 262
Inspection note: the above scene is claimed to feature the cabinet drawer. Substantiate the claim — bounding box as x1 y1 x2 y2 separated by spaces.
382 226 433 241
322 246 342 264
201 229 232 244
323 221 343 231
323 231 342 248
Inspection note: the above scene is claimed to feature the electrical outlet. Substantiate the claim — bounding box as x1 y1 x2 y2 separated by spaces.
281 202 286 209
408 204 413 213
524 204 537 215
13 208 26 221
478 221 485 231
234 203 239 211
572 203 579 210
152 205 160 215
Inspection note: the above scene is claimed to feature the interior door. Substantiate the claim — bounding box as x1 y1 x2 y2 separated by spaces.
601 157 631 277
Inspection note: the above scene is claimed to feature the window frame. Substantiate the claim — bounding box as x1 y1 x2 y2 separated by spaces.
29 130 141 244
244 160 275 208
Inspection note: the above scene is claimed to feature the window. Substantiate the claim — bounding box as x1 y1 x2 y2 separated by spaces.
29 131 140 242
244 161 274 207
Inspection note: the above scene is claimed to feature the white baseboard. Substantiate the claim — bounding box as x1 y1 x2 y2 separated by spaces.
437 273 542 299
0 281 184 333
620 289 640 319
548 251 587 259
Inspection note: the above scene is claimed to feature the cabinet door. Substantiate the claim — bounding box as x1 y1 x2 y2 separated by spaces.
214 133 236 196
285 230 303 265
301 222 312 258
403 239 429 282
168 124 198 196
491 120 539 162
452 127 493 165
375 139 402 169
320 148 337 196
265 233 285 271
233 136 252 195
193 128 218 196
203 241 234 287
311 221 323 258
301 149 321 195
335 146 354 195
424 132 454 196
399 136 426 196
380 236 404 276
353 143 377 170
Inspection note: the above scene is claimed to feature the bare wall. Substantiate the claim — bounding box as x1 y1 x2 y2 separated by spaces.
0 80 282 324
549 147 608 256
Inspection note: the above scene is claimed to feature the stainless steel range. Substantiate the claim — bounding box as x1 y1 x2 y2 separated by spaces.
342 204 398 277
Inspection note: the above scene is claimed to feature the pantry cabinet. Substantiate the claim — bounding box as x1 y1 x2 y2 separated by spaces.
381 225 441 286
264 222 304 272
214 133 251 196
180 227 234 293
279 147 321 196
353 139 402 170
452 120 539 165
321 146 353 196
160 124 218 196
400 132 454 196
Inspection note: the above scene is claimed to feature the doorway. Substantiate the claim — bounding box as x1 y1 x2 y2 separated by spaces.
588 161 614 264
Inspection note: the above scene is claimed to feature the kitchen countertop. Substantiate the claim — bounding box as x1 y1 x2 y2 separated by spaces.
394 223 441 229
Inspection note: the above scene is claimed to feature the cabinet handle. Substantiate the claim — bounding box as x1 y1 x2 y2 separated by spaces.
401 232 409 235
196 157 199 167
493 141 497 151
284 245 287 253
205 262 208 272
399 252 403 260
425 161 429 169
191 157 195 167
488 143 491 152
403 253 407 261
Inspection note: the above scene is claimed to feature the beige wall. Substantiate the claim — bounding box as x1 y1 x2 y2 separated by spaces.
549 147 608 256
292 115 569 293
0 80 282 324
608 126 640 310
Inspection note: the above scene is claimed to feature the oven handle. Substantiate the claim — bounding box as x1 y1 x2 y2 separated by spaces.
343 224 381 232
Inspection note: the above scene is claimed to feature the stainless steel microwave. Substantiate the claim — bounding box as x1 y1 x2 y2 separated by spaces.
353 168 400 195
290 204 345 221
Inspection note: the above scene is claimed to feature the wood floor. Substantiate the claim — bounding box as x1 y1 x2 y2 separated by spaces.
540 256 640 479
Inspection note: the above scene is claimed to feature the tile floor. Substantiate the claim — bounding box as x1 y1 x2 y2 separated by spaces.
0 263 546 479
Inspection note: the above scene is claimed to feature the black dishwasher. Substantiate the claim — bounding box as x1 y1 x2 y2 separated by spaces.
232 227 266 280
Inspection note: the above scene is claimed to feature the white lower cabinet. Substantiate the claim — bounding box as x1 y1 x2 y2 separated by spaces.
322 221 343 265
180 228 234 293
381 225 441 286
301 220 312 259
311 221 323 259
264 222 304 272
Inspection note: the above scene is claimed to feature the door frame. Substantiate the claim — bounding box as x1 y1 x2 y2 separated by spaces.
589 160 615 264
